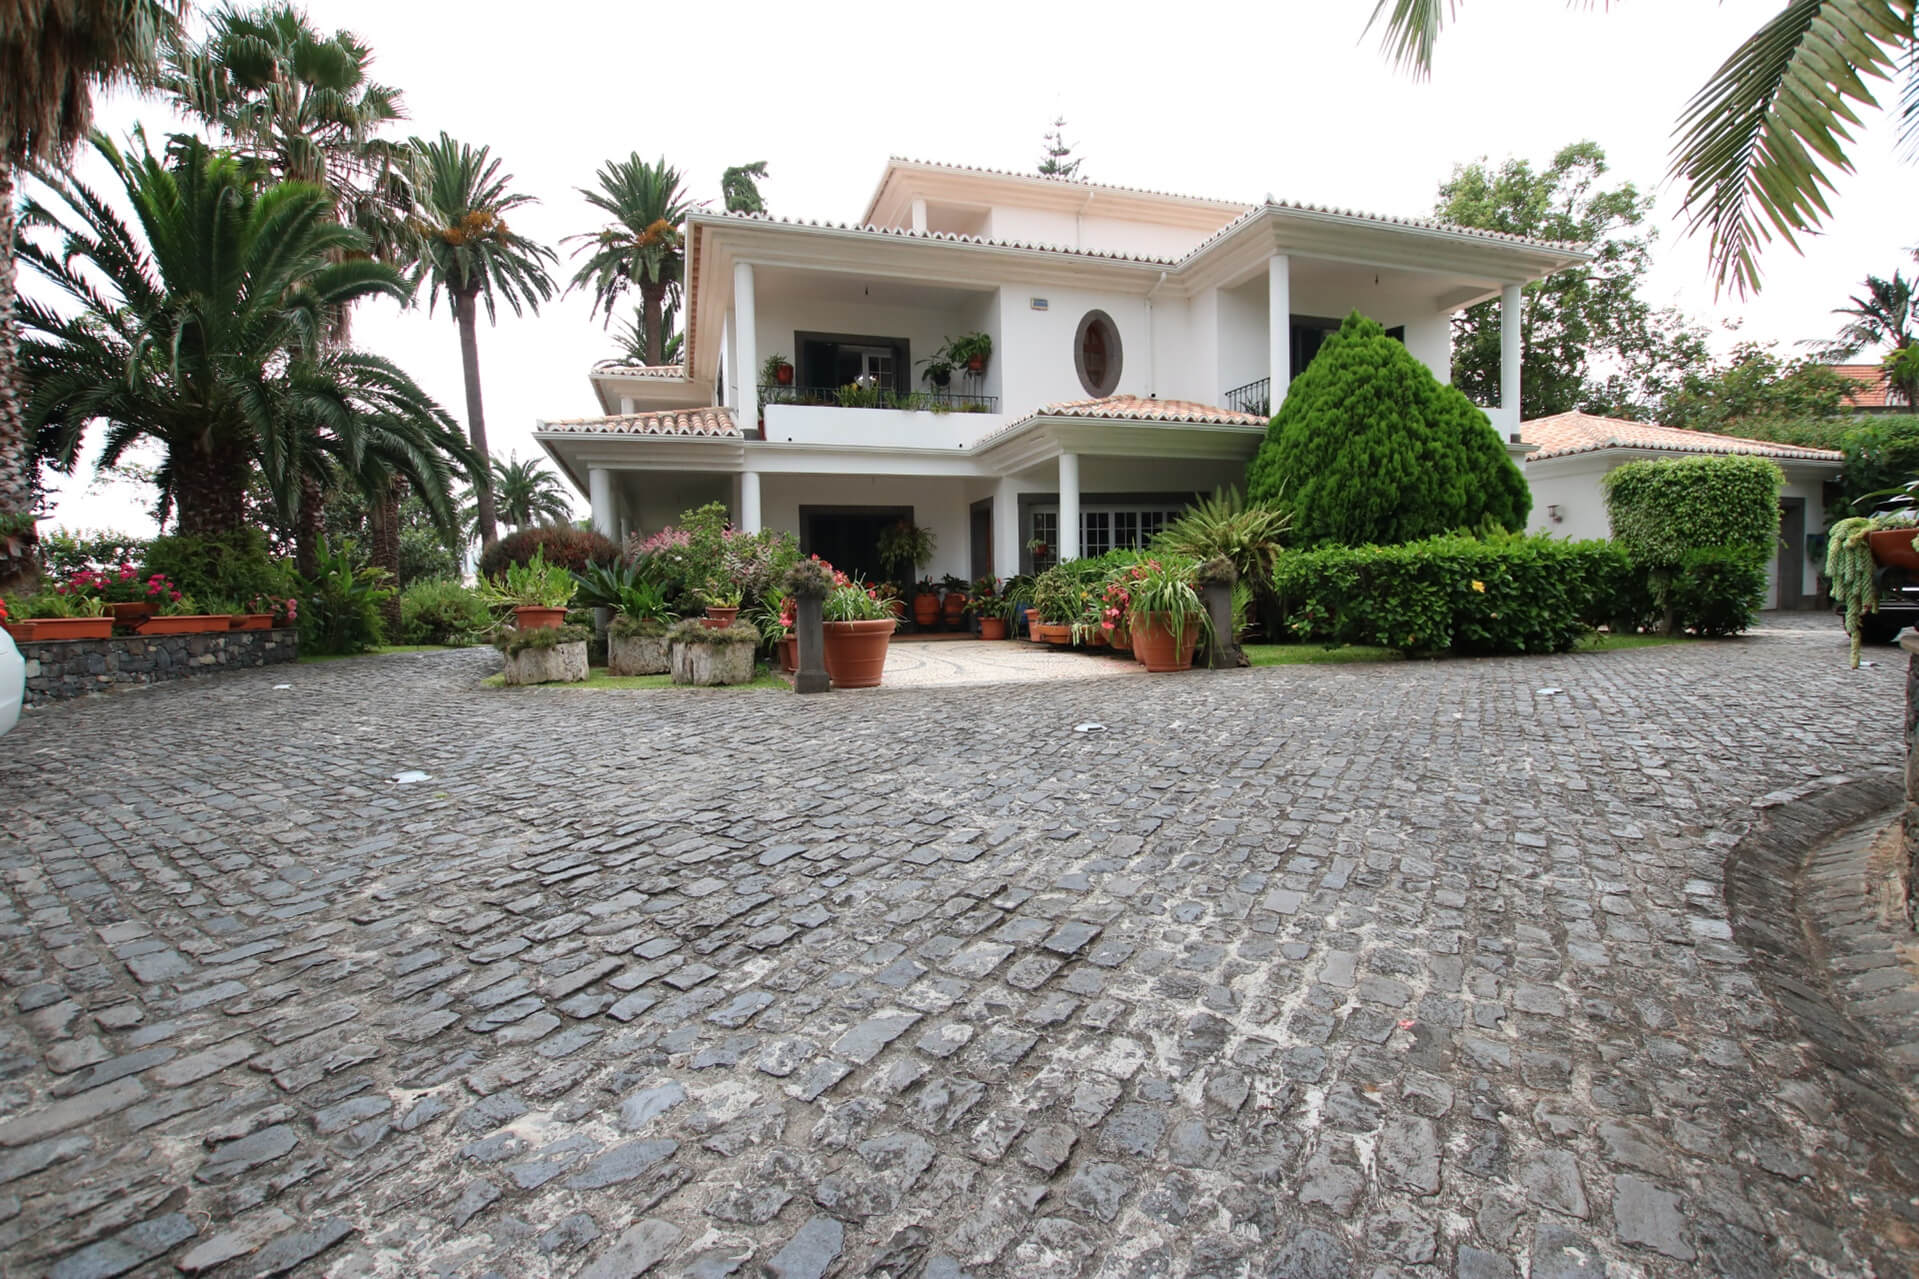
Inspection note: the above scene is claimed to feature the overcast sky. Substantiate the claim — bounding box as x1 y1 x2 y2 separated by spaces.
37 0 1919 534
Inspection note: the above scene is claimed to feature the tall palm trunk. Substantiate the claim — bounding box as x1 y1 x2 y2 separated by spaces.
173 439 252 538
455 289 499 546
368 477 403 635
295 471 324 580
641 280 665 369
0 167 37 593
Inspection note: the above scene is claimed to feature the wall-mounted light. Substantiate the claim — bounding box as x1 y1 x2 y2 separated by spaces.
1547 504 1563 524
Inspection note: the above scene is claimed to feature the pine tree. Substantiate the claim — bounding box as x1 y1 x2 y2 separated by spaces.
1038 117 1080 179
1247 312 1529 546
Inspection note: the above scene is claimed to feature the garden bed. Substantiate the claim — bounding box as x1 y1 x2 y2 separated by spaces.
16 627 297 705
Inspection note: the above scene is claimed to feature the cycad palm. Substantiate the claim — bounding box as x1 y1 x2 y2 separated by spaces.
17 133 476 539
0 0 184 585
403 132 556 546
567 154 693 367
1367 0 1917 296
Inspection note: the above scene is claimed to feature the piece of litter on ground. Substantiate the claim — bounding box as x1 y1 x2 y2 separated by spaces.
1861 661 1877 668
392 770 431 784
1536 687 1562 696
273 683 291 690
1073 722 1106 733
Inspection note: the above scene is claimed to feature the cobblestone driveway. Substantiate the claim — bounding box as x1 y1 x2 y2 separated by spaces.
3 617 1916 1278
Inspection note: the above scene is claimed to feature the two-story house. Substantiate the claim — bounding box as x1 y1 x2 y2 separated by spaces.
535 158 1589 584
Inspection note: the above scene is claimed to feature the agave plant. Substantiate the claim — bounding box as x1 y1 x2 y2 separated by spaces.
1152 487 1290 591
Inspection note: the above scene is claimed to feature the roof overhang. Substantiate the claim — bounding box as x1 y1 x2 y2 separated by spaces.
1522 443 1845 470
587 368 713 416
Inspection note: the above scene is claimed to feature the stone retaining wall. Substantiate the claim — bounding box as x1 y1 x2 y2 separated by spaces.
17 627 297 705
1904 633 1919 921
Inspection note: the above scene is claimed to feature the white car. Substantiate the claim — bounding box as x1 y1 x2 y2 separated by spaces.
0 628 21 736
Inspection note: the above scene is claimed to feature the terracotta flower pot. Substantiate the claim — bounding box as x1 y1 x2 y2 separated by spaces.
230 614 274 631
887 598 907 620
913 594 940 627
134 615 226 636
775 363 794 385
1868 528 1919 573
979 617 1008 641
821 618 895 688
1109 624 1132 654
3 621 37 642
779 635 797 672
1131 612 1202 673
703 606 740 629
966 354 986 372
109 602 156 626
514 605 567 630
30 617 115 639
942 592 968 624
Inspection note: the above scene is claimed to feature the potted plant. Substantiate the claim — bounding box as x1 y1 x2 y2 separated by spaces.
820 575 898 688
20 590 114 640
701 581 743 628
911 575 941 629
1029 565 1081 644
607 579 678 675
876 520 935 604
940 573 969 628
477 551 576 629
760 352 795 388
133 592 227 635
976 592 1016 641
944 331 992 374
73 564 176 625
917 352 955 389
251 595 298 629
1125 558 1212 672
0 596 30 643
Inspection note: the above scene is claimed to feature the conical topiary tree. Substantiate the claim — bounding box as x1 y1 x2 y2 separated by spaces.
1246 311 1529 546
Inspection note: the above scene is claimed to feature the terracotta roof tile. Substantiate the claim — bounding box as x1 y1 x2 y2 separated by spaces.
590 364 691 380
1828 363 1901 408
1517 411 1842 464
1028 395 1268 426
700 210 1181 265
538 407 739 438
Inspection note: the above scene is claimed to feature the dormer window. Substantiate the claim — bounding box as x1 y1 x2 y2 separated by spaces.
1074 311 1122 397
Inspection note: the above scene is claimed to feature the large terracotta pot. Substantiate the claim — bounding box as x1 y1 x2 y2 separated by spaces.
1110 623 1132 654
1131 612 1202 673
230 614 274 631
702 605 740 629
1868 529 1919 573
912 593 940 627
134 615 226 636
514 605 567 630
979 617 1008 641
821 618 895 688
779 635 797 672
31 617 115 639
942 592 968 626
1043 622 1074 646
109 602 156 626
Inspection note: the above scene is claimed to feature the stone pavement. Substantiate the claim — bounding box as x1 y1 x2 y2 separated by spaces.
3 614 1918 1277
880 638 1145 689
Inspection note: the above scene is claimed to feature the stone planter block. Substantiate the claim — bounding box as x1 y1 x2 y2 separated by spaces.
503 640 588 686
669 638 755 686
608 634 669 675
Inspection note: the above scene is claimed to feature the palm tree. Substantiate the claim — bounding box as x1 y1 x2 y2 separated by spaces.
721 161 768 214
461 453 573 539
17 133 477 539
1824 270 1916 358
567 154 693 368
0 0 185 587
598 301 682 368
402 132 556 547
1366 0 1918 296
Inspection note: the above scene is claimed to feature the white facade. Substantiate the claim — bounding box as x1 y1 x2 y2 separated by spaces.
540 158 1589 583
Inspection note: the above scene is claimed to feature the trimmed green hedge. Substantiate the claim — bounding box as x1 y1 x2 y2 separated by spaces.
1602 454 1782 566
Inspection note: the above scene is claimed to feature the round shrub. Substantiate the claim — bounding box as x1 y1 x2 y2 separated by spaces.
1246 311 1530 547
399 577 490 645
477 526 618 581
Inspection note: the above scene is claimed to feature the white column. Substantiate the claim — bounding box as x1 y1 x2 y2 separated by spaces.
910 198 927 232
723 305 738 409
1057 452 1081 563
1268 254 1291 408
739 469 762 535
619 396 635 416
588 467 615 539
1500 283 1522 422
993 475 1020 578
734 261 758 433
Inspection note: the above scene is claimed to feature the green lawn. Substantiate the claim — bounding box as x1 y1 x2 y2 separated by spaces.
480 668 788 691
1576 632 1691 652
298 643 457 664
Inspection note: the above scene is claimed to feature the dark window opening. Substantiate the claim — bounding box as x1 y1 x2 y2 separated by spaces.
792 331 910 394
1074 311 1122 396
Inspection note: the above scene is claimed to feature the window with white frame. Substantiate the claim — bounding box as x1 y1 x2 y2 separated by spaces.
1028 503 1186 564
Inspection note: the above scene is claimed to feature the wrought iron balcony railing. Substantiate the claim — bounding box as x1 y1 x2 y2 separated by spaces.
1223 378 1271 418
759 384 997 413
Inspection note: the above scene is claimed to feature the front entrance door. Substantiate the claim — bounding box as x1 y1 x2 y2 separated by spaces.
969 501 992 580
1778 498 1806 610
799 505 912 588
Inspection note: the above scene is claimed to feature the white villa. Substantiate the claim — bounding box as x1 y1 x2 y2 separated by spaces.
535 158 1590 584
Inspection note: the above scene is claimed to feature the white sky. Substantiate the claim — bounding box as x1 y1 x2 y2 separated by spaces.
38 0 1919 535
